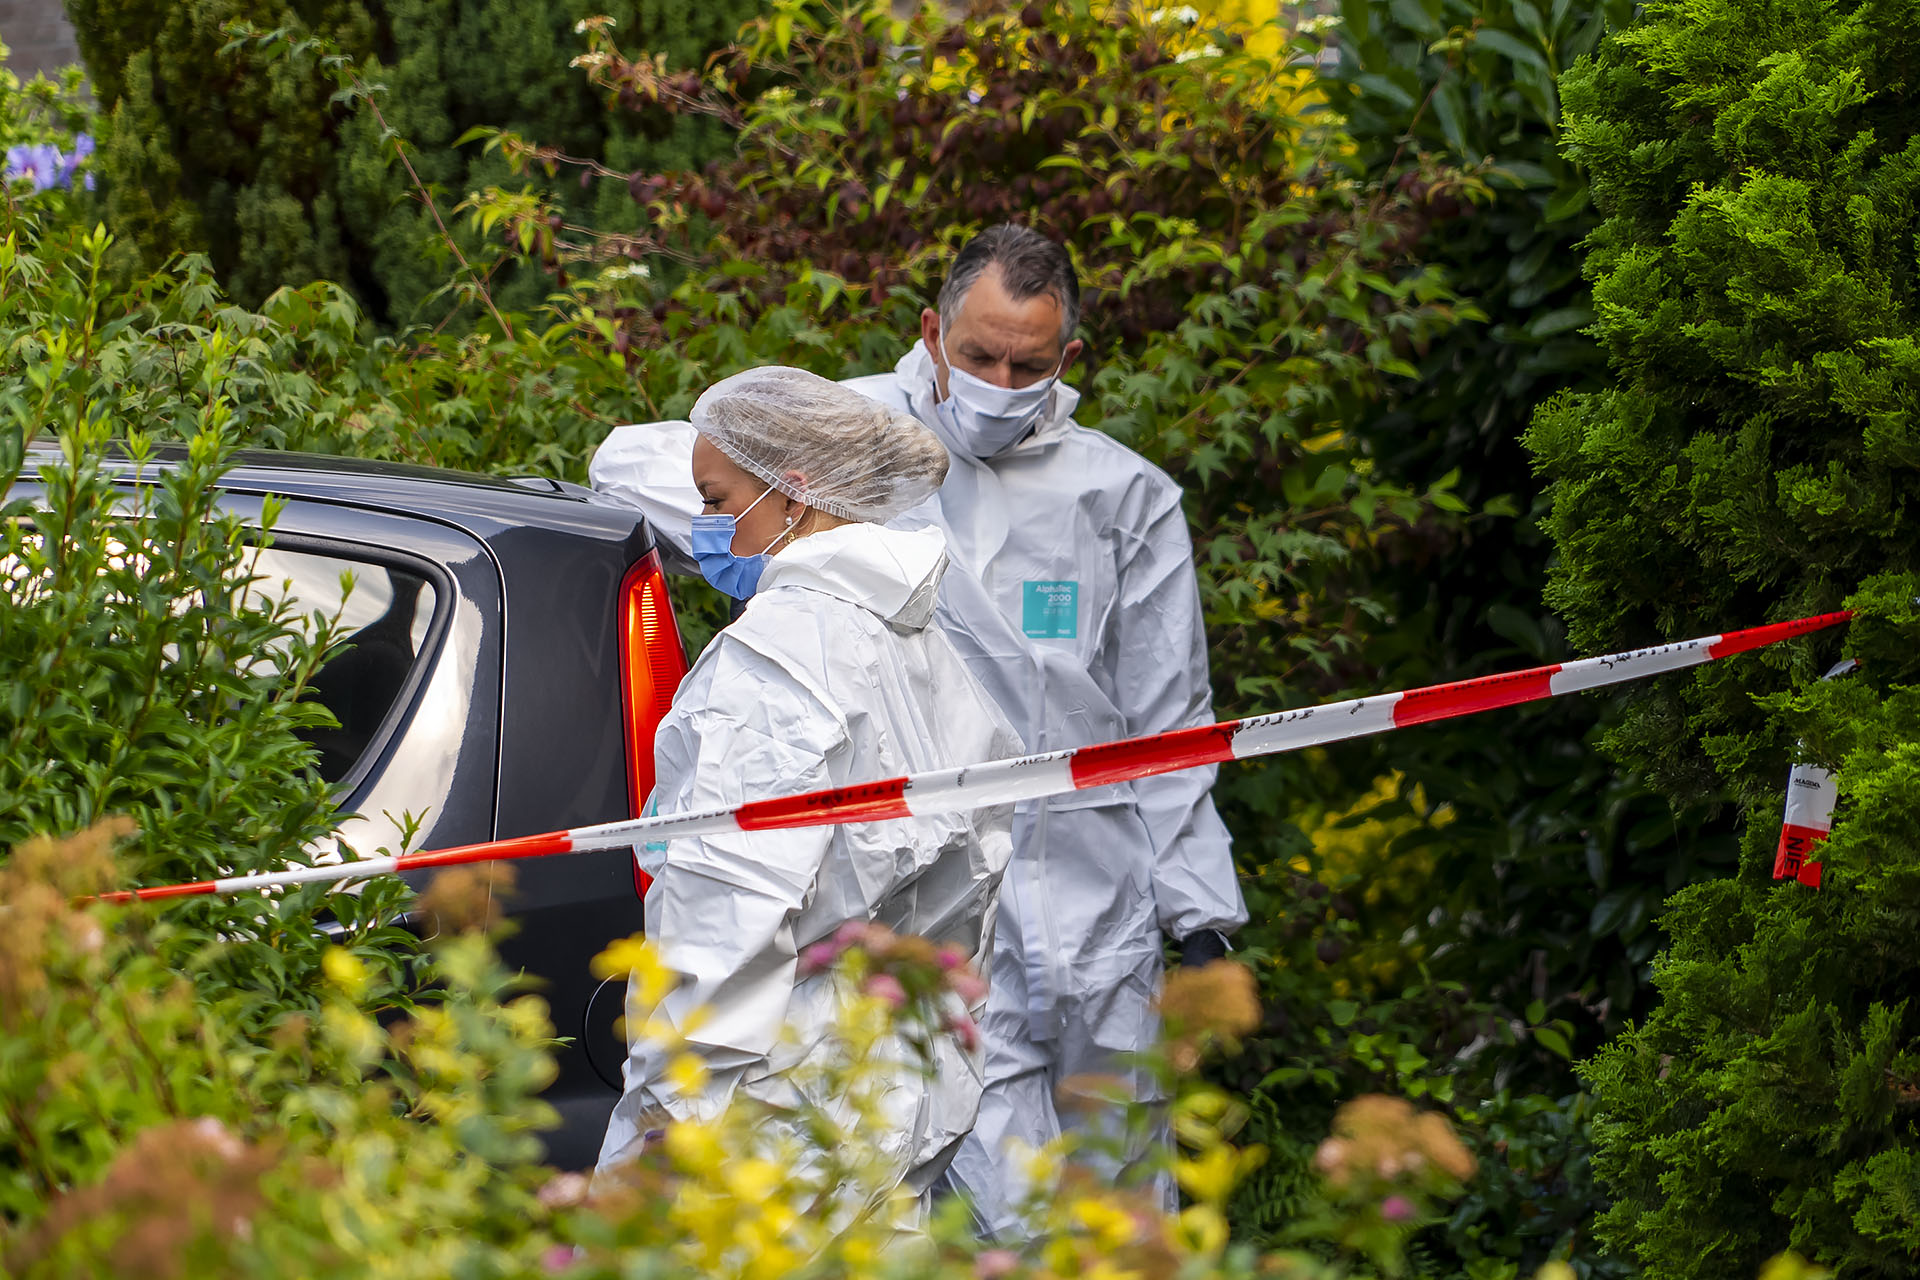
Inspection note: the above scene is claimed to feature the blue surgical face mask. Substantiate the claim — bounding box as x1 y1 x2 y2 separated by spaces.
690 484 786 600
935 335 1064 459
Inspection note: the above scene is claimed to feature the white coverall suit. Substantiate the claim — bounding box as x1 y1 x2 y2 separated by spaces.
595 521 1023 1209
592 352 1245 1231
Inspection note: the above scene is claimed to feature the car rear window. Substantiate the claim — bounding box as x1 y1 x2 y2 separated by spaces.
245 545 439 785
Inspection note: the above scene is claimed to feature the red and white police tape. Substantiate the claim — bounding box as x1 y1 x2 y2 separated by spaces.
98 609 1853 903
1771 657 1859 890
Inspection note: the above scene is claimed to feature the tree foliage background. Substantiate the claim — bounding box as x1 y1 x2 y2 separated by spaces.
62 0 751 319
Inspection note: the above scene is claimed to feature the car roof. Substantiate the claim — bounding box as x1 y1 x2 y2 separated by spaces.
23 438 643 538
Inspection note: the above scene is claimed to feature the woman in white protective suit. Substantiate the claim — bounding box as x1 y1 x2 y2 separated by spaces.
595 366 1023 1213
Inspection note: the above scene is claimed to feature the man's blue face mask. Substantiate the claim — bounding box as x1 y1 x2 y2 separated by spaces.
690 484 786 600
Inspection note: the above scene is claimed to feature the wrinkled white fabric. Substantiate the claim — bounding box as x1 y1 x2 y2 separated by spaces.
595 520 1022 1203
845 342 1244 945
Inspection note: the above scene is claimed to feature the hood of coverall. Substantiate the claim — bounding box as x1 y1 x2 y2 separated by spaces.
756 520 949 630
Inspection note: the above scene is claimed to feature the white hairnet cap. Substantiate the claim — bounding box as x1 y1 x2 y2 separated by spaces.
690 366 951 523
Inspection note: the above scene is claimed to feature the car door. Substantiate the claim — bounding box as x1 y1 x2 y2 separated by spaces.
226 491 506 877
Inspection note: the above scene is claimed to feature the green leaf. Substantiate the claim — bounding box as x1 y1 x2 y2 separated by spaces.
1543 183 1591 222
1525 305 1595 338
1340 0 1373 45
1432 82 1473 158
1388 0 1444 38
1589 888 1637 937
1486 603 1547 657
1352 72 1418 111
1535 1026 1572 1059
1328 999 1360 1027
1487 159 1557 189
1470 27 1550 73
1511 0 1548 44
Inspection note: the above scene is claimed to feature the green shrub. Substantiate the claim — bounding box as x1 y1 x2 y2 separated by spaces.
66 0 378 307
0 839 559 1278
1526 0 1920 1274
0 214 423 1031
0 818 1516 1279
1302 6 1743 1271
0 40 94 167
63 0 753 319
1317 0 1708 1059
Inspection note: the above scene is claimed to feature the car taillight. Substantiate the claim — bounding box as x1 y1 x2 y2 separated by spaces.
618 549 689 898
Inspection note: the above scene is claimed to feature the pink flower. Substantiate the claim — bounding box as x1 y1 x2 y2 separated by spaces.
834 920 896 955
935 943 967 970
536 1171 590 1209
799 940 840 975
975 1248 1021 1278
944 1012 981 1051
949 970 990 1004
542 1244 578 1273
863 973 908 1007
1380 1194 1415 1222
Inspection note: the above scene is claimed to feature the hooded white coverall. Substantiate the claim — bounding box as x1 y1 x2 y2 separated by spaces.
592 353 1245 1231
595 521 1022 1208
844 342 1246 1219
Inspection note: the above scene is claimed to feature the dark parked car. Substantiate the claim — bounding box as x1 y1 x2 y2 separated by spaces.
20 441 690 1169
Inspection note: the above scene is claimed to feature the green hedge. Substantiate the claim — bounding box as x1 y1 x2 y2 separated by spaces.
1527 0 1920 1274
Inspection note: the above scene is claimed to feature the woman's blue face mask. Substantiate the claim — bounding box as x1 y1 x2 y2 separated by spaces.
690 484 785 600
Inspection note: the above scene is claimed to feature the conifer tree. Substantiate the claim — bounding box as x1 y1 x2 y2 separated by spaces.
1526 1 1920 1274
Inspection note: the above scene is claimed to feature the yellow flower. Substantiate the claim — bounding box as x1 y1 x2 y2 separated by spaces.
1178 1204 1230 1256
320 1002 383 1066
1757 1255 1833 1280
1043 1236 1081 1275
1071 1195 1138 1251
666 1052 710 1095
664 1120 724 1175
840 1234 878 1270
321 946 369 999
1019 1141 1063 1191
592 933 677 1008
1175 1145 1240 1204
725 1157 785 1203
745 1242 804 1280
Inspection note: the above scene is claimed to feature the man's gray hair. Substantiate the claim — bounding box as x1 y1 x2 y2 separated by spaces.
937 224 1082 348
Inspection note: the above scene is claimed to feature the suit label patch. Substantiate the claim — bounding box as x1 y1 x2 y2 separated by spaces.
1022 580 1078 639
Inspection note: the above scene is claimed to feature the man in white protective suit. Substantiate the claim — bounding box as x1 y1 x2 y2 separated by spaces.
590 224 1246 1234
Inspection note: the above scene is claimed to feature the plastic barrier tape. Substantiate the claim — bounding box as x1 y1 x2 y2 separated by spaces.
1772 657 1858 889
98 610 1853 903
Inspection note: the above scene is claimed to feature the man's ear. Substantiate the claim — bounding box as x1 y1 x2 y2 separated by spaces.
922 308 951 401
1060 337 1085 372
